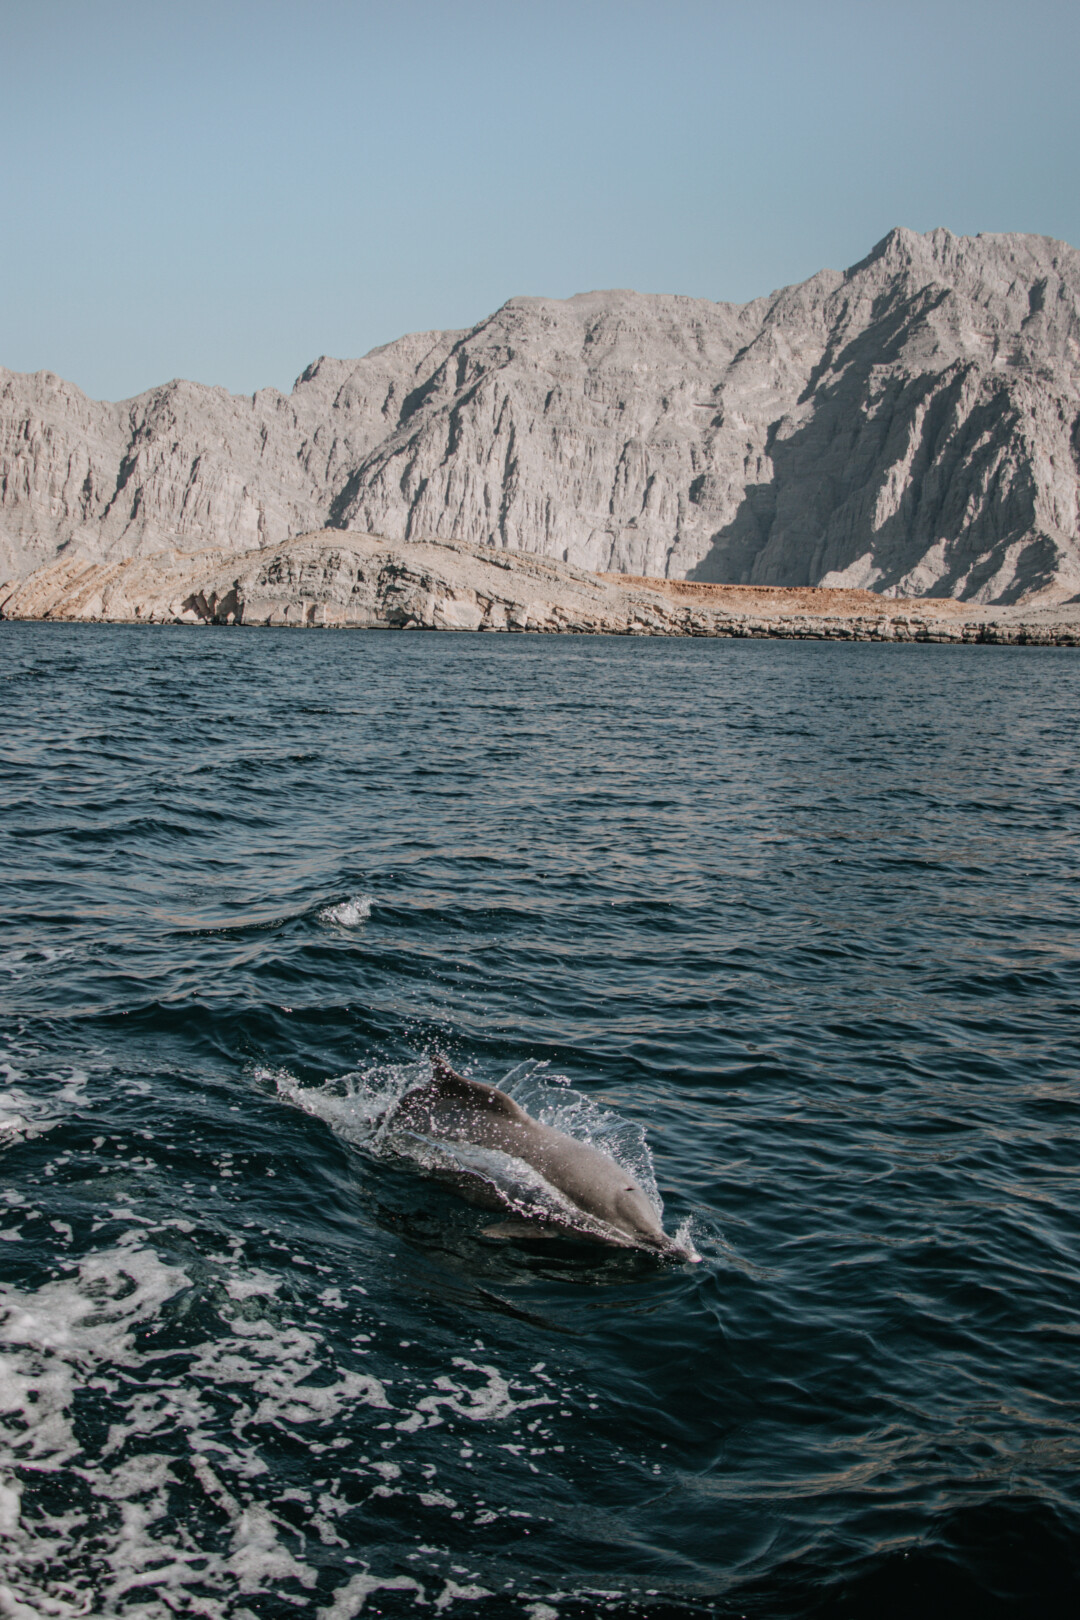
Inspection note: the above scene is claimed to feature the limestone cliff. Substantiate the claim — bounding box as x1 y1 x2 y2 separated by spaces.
3 228 1080 603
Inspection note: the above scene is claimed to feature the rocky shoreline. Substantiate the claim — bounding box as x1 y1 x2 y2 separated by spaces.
2 533 1078 646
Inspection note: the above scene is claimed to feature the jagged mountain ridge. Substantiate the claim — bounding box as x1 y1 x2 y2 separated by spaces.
3 226 1080 601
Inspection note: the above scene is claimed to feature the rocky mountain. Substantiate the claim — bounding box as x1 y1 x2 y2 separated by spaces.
3 227 1080 602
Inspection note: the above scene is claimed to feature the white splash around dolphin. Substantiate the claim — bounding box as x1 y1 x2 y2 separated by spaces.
269 1057 700 1261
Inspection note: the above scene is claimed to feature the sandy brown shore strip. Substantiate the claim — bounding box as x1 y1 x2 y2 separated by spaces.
599 575 976 617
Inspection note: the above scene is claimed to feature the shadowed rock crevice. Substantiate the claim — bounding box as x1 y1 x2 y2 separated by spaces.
179 585 241 624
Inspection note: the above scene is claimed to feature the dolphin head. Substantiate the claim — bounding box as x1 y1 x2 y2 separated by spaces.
608 1180 701 1261
610 1181 674 1251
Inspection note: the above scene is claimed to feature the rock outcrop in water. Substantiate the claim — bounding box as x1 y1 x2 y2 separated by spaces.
4 533 1077 644
3 227 1080 603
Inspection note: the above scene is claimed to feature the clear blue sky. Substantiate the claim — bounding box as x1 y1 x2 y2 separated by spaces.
2 0 1077 402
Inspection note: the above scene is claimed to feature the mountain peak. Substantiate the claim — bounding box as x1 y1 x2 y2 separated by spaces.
3 228 1079 605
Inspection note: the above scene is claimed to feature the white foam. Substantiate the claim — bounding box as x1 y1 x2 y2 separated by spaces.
394 1358 554 1434
0 1049 88 1152
318 1571 425 1619
0 1233 583 1616
434 1579 493 1611
223 1269 281 1301
0 1246 342 1611
319 895 373 927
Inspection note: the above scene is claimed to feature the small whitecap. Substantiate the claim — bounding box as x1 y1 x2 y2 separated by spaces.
0 945 73 982
319 895 373 927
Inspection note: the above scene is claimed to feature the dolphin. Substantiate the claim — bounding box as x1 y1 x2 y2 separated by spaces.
382 1056 693 1259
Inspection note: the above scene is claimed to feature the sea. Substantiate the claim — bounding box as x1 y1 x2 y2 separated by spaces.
1 623 1078 1619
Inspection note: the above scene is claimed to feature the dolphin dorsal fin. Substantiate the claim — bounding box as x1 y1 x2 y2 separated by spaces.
430 1056 525 1120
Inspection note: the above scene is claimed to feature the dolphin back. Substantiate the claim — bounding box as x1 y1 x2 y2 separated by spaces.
385 1058 531 1139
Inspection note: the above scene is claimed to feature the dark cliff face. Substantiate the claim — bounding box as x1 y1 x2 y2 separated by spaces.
3 227 1080 603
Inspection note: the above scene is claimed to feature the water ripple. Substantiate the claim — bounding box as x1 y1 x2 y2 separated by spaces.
0 626 1078 1616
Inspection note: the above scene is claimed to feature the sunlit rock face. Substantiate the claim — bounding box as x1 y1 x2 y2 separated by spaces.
3 228 1080 602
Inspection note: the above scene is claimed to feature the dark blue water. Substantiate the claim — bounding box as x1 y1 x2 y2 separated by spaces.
2 624 1079 1619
